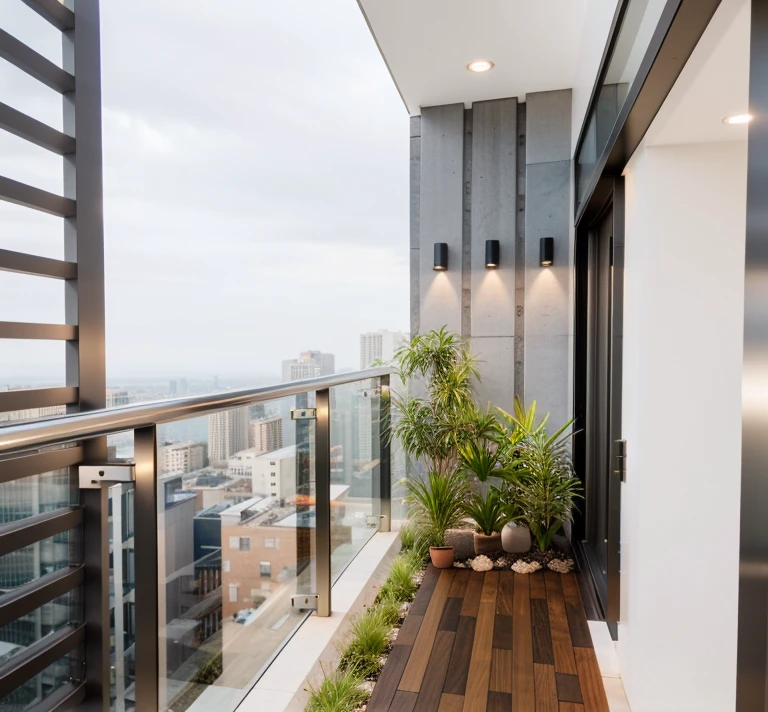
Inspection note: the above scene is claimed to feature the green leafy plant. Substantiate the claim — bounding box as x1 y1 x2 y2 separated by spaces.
373 595 402 627
379 552 420 602
405 470 470 547
511 422 582 551
464 486 509 536
399 522 416 551
339 606 391 677
305 668 367 712
458 436 514 484
494 396 549 461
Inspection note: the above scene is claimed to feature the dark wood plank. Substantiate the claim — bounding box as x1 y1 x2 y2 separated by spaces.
487 692 512 712
532 598 554 664
534 663 559 712
416 630 456 712
366 645 412 711
400 569 454 692
391 690 419 712
438 693 465 712
492 613 513 650
410 564 442 616
461 576 484 617
496 570 515 615
556 673 584 704
574 647 610 712
511 574 535 712
490 648 513 693
449 568 470 597
561 574 593 649
394 613 424 647
444 616 476 695
529 571 547 599
544 572 578 675
439 596 463 632
464 572 499 711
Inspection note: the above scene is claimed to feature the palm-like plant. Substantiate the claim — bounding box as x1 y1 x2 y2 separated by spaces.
392 328 483 475
511 422 582 551
464 486 509 536
494 396 549 463
405 470 470 547
458 436 515 484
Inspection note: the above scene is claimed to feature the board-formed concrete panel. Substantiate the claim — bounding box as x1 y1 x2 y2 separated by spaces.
526 90 573 165
471 336 516 415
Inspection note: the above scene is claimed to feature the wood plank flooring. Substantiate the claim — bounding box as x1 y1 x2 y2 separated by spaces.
367 567 609 712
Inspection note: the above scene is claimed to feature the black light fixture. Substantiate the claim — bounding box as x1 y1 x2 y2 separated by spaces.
540 237 554 267
433 242 448 271
485 240 500 268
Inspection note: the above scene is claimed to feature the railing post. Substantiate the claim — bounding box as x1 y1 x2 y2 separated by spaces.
134 426 159 711
378 376 392 532
315 389 332 617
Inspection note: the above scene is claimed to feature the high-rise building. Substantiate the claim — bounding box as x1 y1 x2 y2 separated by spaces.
359 330 408 369
281 350 335 382
106 390 130 407
207 407 249 464
160 441 205 475
248 415 283 454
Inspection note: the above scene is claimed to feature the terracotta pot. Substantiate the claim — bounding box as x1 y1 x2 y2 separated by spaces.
501 522 532 553
474 531 502 556
429 546 455 569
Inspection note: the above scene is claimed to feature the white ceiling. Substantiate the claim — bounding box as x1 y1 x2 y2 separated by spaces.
357 0 589 115
645 0 750 147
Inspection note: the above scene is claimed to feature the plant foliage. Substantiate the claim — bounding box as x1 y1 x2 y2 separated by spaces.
378 553 419 603
405 470 470 547
339 606 391 677
305 668 367 712
463 486 509 536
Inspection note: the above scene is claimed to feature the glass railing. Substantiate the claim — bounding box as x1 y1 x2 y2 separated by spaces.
0 368 393 712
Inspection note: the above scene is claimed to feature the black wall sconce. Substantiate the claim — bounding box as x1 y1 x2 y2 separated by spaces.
540 237 554 267
433 242 448 271
485 240 500 268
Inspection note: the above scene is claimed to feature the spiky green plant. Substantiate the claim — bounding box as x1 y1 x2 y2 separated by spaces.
494 396 549 461
458 436 515 484
463 486 509 536
373 595 402 627
405 470 470 547
305 668 367 712
339 607 391 677
378 552 420 602
399 522 416 551
511 421 582 551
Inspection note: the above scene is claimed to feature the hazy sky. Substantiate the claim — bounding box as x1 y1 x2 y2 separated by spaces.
0 0 408 383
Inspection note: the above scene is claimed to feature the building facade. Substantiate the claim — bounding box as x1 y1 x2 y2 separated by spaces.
359 330 408 369
207 407 249 464
248 415 283 454
159 441 205 475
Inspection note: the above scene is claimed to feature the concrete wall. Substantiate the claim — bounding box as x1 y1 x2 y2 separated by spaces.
411 92 573 422
620 141 745 711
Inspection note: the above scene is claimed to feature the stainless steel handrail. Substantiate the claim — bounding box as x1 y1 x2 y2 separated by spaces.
0 367 393 456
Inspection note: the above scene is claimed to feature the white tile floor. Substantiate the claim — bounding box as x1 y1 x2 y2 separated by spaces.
588 621 632 711
236 531 399 712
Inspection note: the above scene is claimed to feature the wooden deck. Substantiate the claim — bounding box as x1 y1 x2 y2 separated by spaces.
367 566 610 712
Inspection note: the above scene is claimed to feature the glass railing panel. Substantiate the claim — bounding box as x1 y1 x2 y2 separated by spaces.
0 591 82 669
329 379 381 581
154 397 311 712
576 0 668 205
0 647 84 710
0 528 81 596
0 469 76 526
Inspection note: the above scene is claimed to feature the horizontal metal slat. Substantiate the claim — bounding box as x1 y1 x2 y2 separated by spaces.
39 682 86 712
0 566 84 628
0 507 82 557
0 102 75 154
0 249 77 279
20 0 76 31
0 624 84 700
0 446 83 486
0 322 77 340
0 388 78 416
0 29 74 93
0 176 76 217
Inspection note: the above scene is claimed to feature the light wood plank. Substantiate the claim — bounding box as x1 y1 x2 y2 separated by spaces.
439 693 465 712
544 572 578 675
574 647 610 712
496 570 514 615
399 569 455 692
511 574 535 712
558 704 585 712
490 648 513 693
534 663 559 712
449 568 470 597
461 576 484 617
462 572 498 712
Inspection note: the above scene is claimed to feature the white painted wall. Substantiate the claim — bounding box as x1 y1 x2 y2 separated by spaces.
619 141 745 711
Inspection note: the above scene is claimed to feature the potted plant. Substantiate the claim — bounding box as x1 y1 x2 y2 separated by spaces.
497 483 532 553
512 422 582 552
464 485 508 554
405 470 470 568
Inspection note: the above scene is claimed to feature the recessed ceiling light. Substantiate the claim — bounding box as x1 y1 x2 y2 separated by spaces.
723 114 753 125
467 59 494 73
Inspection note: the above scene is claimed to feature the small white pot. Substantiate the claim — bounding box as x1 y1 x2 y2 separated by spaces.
501 522 531 554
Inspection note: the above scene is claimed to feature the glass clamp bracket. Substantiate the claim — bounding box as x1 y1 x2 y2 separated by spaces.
79 464 135 489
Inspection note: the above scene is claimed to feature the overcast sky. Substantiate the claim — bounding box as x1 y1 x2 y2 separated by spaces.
0 0 408 383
